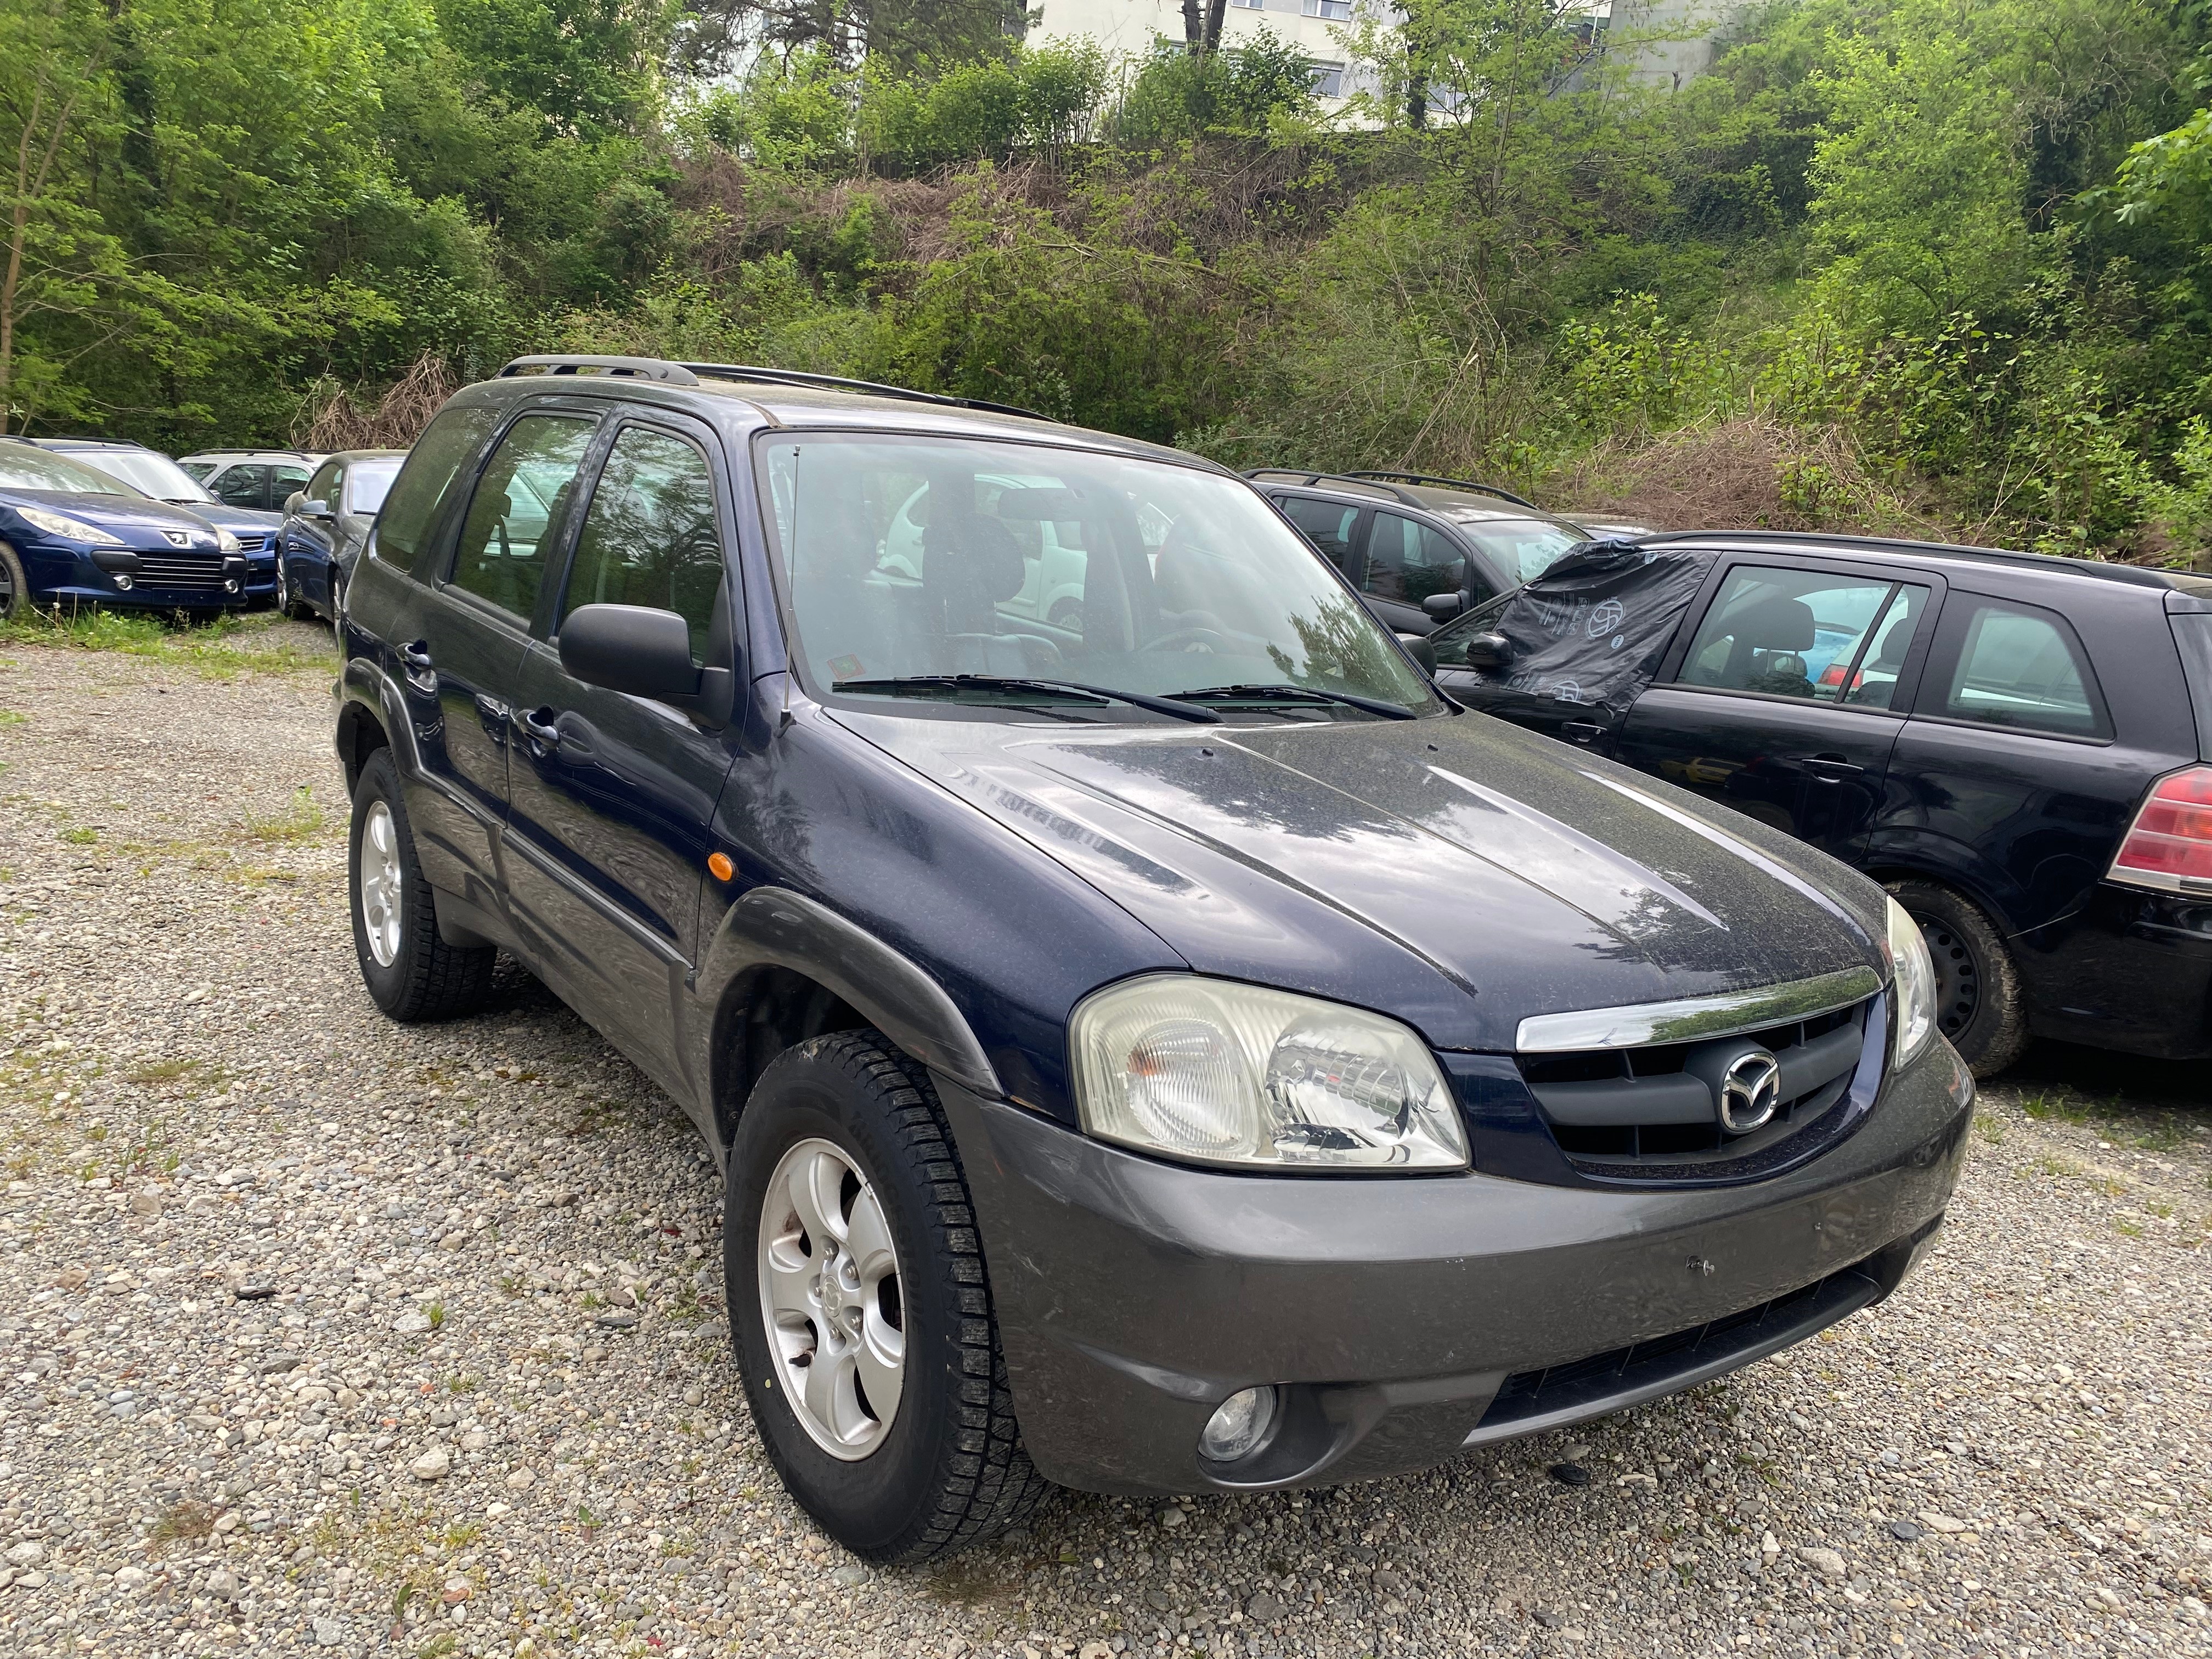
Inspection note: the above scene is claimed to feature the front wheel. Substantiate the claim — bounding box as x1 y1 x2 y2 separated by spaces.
1886 877 2027 1077
276 557 308 620
0 540 30 619
347 747 496 1022
726 1031 1048 1562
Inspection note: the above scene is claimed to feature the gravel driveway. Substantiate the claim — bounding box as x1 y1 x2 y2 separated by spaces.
2 627 2210 1659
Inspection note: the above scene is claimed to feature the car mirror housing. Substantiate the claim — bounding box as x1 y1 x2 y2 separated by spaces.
1397 632 1437 675
1422 591 1464 621
303 498 335 520
1463 631 1510 671
560 603 703 702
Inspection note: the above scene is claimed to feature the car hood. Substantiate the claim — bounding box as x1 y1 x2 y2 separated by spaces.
832 706 1889 1052
176 501 280 534
0 488 227 549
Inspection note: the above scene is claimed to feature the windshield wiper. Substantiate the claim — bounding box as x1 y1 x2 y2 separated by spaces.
833 675 1223 725
1181 684 1418 721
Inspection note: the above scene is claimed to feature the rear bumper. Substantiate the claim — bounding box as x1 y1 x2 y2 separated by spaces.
2016 881 2212 1059
939 1037 1973 1497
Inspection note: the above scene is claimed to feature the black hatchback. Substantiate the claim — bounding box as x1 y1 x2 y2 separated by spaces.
1431 533 2212 1073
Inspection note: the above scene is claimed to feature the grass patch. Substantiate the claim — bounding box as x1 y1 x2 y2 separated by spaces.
0 708 24 726
59 826 98 845
243 785 326 844
0 606 336 678
149 1499 218 1549
1973 1113 2005 1146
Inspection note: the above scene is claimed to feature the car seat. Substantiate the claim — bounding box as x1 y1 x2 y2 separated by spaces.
923 510 1062 676
1724 596 1817 696
1843 612 1912 707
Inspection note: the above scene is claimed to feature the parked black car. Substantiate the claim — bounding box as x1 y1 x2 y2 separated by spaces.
1431 533 2212 1073
1246 469 1625 636
275 449 405 623
33 439 282 604
332 356 1971 1562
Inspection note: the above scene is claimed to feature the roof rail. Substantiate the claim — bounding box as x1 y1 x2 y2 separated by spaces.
1243 466 1541 512
1343 470 1539 510
499 355 702 385
678 363 1045 421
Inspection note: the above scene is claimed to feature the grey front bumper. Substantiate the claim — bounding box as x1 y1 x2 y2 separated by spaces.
936 1039 1974 1498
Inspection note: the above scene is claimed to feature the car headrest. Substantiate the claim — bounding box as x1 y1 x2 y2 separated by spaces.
926 514 1028 603
1736 596 1816 652
1867 613 1911 669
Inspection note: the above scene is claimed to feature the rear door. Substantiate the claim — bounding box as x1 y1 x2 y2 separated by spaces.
502 409 738 1087
1615 557 1939 862
403 407 601 900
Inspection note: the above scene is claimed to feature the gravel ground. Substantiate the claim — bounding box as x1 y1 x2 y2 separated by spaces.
2 625 2210 1659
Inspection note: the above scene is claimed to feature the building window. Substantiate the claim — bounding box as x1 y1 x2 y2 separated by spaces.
1308 60 1346 95
1230 0 1264 9
1302 0 1352 18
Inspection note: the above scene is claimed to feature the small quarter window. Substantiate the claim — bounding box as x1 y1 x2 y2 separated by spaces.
1939 599 2107 737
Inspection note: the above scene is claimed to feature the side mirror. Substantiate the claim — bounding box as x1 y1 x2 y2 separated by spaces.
560 604 701 701
303 498 335 521
284 492 306 516
1396 632 1437 675
1462 631 1510 671
1422 591 1464 622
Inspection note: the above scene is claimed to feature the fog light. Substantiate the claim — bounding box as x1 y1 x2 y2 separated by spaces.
1199 1386 1279 1463
113 574 133 591
223 577 241 592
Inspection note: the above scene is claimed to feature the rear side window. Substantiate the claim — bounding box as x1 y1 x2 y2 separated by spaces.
559 427 724 663
2173 611 2212 760
375 405 500 569
1276 496 1360 571
1937 599 2107 738
447 415 597 621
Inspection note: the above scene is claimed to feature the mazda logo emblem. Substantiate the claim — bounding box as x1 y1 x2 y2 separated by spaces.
1719 1049 1782 1134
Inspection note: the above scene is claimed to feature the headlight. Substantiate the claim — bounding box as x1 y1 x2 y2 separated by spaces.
16 506 125 547
216 527 241 553
1070 975 1468 1171
1882 896 1937 1066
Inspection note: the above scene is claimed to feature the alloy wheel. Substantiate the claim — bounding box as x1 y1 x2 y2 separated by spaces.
359 800 404 968
757 1136 906 1460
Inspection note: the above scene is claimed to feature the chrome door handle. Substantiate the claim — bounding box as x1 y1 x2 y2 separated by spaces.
397 640 436 693
518 708 562 749
1796 755 1864 781
1560 721 1608 745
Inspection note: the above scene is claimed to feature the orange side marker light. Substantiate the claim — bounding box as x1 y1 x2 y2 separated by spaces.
707 851 735 883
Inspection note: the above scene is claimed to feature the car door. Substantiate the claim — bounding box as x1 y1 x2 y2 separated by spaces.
403 408 602 902
501 411 739 1086
1360 509 1484 635
1882 590 2138 933
1613 558 1939 863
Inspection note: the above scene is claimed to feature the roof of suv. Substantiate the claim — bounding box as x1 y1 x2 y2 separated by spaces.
1245 467 1547 514
1644 528 2212 596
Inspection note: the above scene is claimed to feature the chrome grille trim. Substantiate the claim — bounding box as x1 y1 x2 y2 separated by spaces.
1514 966 1884 1054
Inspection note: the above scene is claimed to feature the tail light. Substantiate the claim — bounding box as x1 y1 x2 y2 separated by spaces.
2109 766 2212 891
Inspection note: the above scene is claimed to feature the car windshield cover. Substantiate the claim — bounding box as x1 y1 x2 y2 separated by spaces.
71 449 214 502
1439 513 1587 584
347 458 402 515
761 434 1437 715
0 448 140 496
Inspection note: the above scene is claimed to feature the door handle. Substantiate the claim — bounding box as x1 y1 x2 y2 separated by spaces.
397 640 436 693
518 708 563 751
1560 721 1609 746
474 694 510 726
1795 754 1865 781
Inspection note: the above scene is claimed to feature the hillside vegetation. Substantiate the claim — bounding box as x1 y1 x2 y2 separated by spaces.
11 0 2212 559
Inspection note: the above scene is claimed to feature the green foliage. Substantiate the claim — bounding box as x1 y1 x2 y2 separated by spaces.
1108 31 1319 148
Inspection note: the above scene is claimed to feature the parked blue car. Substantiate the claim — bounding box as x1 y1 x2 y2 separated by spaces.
33 438 283 605
0 438 249 618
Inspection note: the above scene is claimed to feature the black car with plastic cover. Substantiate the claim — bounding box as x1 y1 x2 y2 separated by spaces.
330 355 1973 1562
1432 534 2212 1072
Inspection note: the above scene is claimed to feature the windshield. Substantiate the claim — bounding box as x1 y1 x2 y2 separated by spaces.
1442 512 1587 585
761 435 1437 716
347 458 402 515
67 448 214 503
0 447 141 496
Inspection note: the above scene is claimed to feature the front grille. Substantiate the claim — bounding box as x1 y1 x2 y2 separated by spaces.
1470 1260 1884 1438
1520 996 1880 1178
132 554 229 591
232 534 271 554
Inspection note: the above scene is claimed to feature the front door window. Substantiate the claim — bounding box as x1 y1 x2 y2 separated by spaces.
558 427 724 663
1679 568 1929 703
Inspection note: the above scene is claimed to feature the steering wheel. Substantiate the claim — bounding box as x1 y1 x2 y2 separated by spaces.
1142 627 1227 654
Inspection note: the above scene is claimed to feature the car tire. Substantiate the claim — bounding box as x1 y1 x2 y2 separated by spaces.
1886 877 2027 1078
276 558 308 620
347 747 497 1022
327 569 346 630
726 1030 1049 1564
0 540 28 619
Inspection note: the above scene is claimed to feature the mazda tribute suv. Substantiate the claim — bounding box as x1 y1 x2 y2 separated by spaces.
332 356 1974 1563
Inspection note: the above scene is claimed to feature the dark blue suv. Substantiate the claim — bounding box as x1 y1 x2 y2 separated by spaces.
0 438 250 617
332 357 1973 1562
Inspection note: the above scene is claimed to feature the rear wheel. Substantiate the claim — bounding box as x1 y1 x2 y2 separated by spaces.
347 747 496 1022
0 541 32 619
1886 877 2027 1077
726 1031 1048 1563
